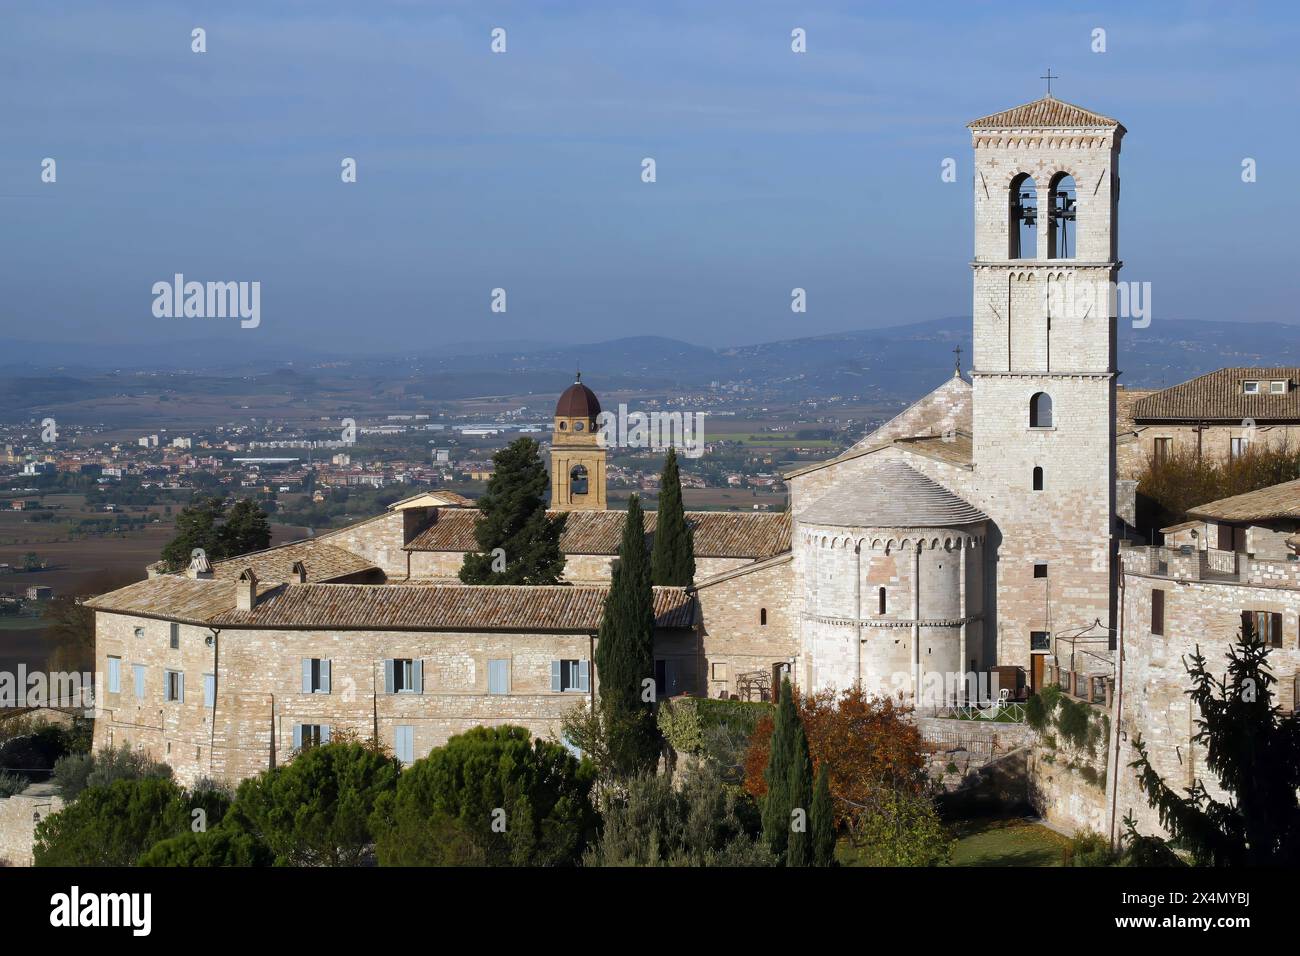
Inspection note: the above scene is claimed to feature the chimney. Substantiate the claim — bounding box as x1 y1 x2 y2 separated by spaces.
236 568 258 611
291 560 307 584
187 549 214 580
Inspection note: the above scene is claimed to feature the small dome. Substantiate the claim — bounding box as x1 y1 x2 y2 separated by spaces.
556 374 601 418
800 458 987 528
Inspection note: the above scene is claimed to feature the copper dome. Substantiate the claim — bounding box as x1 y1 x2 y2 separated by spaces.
555 375 601 418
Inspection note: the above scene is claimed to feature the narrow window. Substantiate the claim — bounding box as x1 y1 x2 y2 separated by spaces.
169 622 180 649
203 673 215 708
107 656 121 694
488 659 510 695
164 669 184 702
759 608 768 626
654 659 672 699
1047 173 1077 259
133 664 146 700
570 464 589 495
877 587 887 614
1151 589 1166 636
1032 466 1044 491
1029 392 1053 428
1153 437 1171 466
1009 174 1038 259
1230 436 1249 460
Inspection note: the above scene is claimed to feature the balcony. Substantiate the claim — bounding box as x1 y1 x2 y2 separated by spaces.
1121 544 1300 590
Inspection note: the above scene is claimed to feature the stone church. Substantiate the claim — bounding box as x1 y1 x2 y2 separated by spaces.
88 94 1130 787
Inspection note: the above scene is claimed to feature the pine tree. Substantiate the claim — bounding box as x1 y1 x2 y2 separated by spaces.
460 437 566 585
160 496 225 570
592 495 659 776
811 762 836 867
650 448 695 587
762 677 814 865
219 499 272 559
1128 627 1300 866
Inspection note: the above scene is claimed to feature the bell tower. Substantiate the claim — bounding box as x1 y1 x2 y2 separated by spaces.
967 93 1124 687
550 373 607 511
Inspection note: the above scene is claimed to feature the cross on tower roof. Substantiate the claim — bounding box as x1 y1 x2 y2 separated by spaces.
1040 68 1058 96
953 345 963 377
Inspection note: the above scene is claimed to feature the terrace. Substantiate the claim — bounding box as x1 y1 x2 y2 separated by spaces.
1120 543 1300 589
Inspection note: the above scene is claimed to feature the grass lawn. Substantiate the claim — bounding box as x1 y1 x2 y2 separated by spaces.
836 816 1070 867
948 816 1071 867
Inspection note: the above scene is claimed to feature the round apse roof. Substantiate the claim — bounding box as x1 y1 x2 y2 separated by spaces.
799 458 987 529
555 375 601 418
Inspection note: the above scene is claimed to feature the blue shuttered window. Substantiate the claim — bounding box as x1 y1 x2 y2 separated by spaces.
204 674 215 708
106 657 121 694
133 664 146 700
394 725 414 765
552 660 590 692
385 659 422 694
488 659 509 695
302 659 332 694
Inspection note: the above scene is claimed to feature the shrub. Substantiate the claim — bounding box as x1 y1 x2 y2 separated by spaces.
847 786 953 867
138 827 273 867
1056 697 1091 749
224 741 400 866
584 764 772 867
1062 829 1118 867
372 725 596 867
33 777 228 866
52 746 173 802
0 770 28 798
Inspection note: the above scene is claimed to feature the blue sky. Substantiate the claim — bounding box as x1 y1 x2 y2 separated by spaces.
1 0 1297 354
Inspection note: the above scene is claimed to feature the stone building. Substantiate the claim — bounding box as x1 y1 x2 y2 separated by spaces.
1111 476 1300 841
1116 367 1300 479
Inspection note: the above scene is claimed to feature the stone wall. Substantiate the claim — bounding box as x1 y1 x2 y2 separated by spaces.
693 556 798 700
1117 422 1300 481
94 609 699 786
1113 563 1300 839
0 783 62 867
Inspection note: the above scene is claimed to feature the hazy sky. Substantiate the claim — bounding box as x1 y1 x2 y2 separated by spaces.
2 0 1297 354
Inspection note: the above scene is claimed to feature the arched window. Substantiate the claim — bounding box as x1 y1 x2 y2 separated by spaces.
1032 466 1044 490
878 587 887 614
760 608 768 626
1009 174 1038 259
1048 173 1077 259
569 464 588 495
1030 392 1053 428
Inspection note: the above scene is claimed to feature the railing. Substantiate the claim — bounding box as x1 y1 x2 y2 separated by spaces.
932 701 1026 723
1202 548 1239 577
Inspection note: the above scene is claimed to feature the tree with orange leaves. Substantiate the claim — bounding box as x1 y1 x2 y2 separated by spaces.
744 685 926 827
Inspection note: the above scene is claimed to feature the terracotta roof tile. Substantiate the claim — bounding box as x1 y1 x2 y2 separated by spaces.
1132 368 1300 422
968 95 1122 130
405 509 791 559
209 539 378 583
90 581 696 631
1187 478 1300 523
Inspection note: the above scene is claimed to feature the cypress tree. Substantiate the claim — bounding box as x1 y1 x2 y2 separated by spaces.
811 762 836 867
593 495 659 775
650 448 695 587
460 437 566 584
762 677 814 865
784 723 814 867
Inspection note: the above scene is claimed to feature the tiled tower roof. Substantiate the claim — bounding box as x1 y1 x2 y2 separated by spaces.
799 458 987 528
968 95 1123 130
